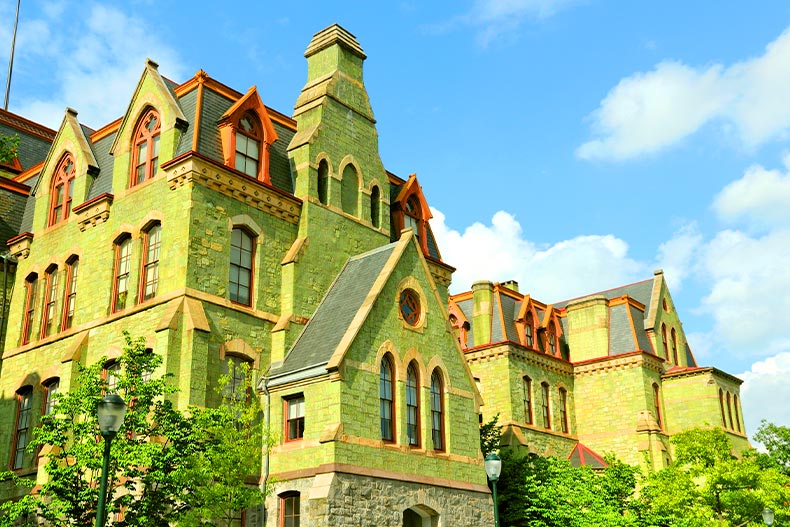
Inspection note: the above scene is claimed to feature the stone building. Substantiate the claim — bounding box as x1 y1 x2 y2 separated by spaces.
0 22 748 527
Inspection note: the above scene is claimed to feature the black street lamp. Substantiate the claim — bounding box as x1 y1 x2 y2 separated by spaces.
484 452 502 527
763 508 775 526
95 394 127 527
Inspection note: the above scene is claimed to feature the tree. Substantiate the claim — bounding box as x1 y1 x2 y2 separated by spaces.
0 134 19 164
0 333 272 527
480 413 502 457
754 421 790 476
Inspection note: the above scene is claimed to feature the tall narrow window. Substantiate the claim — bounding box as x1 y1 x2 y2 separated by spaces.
41 265 59 338
525 314 534 348
12 388 33 469
670 328 679 365
131 108 161 186
406 362 420 447
104 362 121 394
44 379 60 415
726 392 734 430
279 492 300 527
140 223 161 302
112 236 132 312
548 330 557 356
370 185 380 228
404 195 421 242
430 369 444 451
229 228 254 305
21 274 38 345
223 356 249 401
541 382 551 429
235 112 261 178
285 395 305 441
522 376 533 425
62 257 79 330
559 387 569 433
719 389 727 427
380 355 394 442
733 395 742 433
317 160 329 205
653 383 663 429
661 324 668 360
49 153 76 226
341 165 358 216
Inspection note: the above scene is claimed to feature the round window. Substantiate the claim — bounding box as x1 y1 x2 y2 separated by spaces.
399 289 421 326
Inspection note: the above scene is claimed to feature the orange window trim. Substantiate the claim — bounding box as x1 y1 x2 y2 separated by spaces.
49 153 76 226
130 108 161 187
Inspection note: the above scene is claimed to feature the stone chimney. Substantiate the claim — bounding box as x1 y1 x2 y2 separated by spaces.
471 281 494 346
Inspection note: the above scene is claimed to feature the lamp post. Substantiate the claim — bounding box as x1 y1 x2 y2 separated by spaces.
484 452 502 527
95 394 127 527
763 508 775 526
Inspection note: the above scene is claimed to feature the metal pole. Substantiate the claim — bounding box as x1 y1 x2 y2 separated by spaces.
4 0 21 110
492 480 499 527
95 435 113 527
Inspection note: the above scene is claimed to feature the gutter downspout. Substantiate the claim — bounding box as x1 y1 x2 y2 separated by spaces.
257 367 272 527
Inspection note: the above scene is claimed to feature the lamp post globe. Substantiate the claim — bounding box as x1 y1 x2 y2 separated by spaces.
484 452 502 527
95 394 127 527
763 508 775 526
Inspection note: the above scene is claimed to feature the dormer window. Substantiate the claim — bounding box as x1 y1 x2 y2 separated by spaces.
131 108 161 186
404 196 421 240
235 112 261 178
49 153 76 226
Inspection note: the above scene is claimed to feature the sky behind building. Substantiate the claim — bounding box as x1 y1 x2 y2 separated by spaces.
1 0 789 437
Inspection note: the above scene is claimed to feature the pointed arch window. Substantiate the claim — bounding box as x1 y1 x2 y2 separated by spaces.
317 160 329 205
370 185 381 228
523 376 534 424
525 313 534 348
21 273 38 345
733 394 742 433
719 388 727 427
726 392 734 430
661 324 668 360
341 164 358 216
540 382 551 429
49 153 76 226
235 111 261 178
670 328 679 365
131 108 161 186
230 227 254 306
653 383 663 429
112 235 132 312
430 369 445 451
12 387 33 469
380 354 394 442
44 378 60 416
406 362 420 447
62 257 79 330
140 223 161 302
41 265 59 338
404 195 421 241
548 329 557 356
559 387 569 433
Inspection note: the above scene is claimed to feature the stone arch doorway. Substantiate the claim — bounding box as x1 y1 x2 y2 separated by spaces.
402 505 439 527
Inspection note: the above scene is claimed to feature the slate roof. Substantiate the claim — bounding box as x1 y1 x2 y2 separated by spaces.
269 242 398 382
553 278 654 311
568 443 608 469
0 109 55 171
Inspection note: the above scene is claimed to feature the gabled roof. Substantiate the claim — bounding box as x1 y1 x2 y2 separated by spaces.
568 443 608 469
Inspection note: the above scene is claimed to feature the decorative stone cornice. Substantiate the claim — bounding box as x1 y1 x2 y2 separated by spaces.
8 232 33 259
426 258 452 288
573 351 665 377
465 343 573 376
73 193 113 231
165 155 301 225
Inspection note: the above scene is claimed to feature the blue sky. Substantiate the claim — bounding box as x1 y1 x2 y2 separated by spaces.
2 0 789 438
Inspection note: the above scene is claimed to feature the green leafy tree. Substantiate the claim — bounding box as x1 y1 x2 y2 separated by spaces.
0 333 272 527
0 134 19 164
754 421 790 476
480 413 502 457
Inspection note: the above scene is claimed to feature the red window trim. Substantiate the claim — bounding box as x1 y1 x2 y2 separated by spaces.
40 266 59 339
284 394 305 442
278 491 300 527
130 108 161 187
61 257 79 330
48 153 76 226
406 362 420 448
653 383 663 429
138 224 161 303
559 387 569 433
21 274 38 345
430 369 445 452
112 236 132 313
523 376 533 425
11 388 33 470
229 227 255 307
541 382 551 430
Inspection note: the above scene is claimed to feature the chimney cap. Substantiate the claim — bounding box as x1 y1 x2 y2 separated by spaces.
305 24 366 60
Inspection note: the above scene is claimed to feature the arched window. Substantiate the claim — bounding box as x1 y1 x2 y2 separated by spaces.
49 153 75 226
235 111 261 178
279 491 300 527
131 108 161 186
522 376 533 424
21 273 38 345
548 329 557 356
44 378 60 415
62 257 79 330
224 356 250 401
12 387 33 469
140 223 161 302
430 369 444 451
104 361 121 394
370 185 380 227
41 265 59 338
670 328 679 365
726 392 734 430
317 159 329 205
661 324 668 360
559 387 569 433
540 382 551 429
525 313 534 348
719 388 727 427
341 164 358 215
229 227 254 306
404 195 421 240
653 383 663 429
406 362 420 447
112 235 132 312
380 354 394 442
733 394 742 433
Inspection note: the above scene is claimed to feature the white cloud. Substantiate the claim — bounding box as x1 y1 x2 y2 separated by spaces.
713 155 790 229
577 28 790 161
739 352 790 433
8 2 185 129
431 208 645 300
655 222 703 292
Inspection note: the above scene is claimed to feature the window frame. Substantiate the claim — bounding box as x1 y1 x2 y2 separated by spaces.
229 227 255 306
130 108 161 187
139 223 161 303
43 378 60 416
733 394 742 433
653 383 663 430
540 382 551 430
670 328 679 365
49 153 76 226
279 491 300 527
430 369 445 451
380 354 395 443
104 361 121 394
524 314 534 348
661 323 668 360
40 265 59 339
317 160 329 205
223 356 251 402
11 388 33 470
719 388 727 428
62 257 79 330
112 235 132 313
522 376 533 425
284 394 305 442
370 184 381 228
559 387 569 433
234 111 262 179
726 392 734 430
406 362 420 448
21 274 38 345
